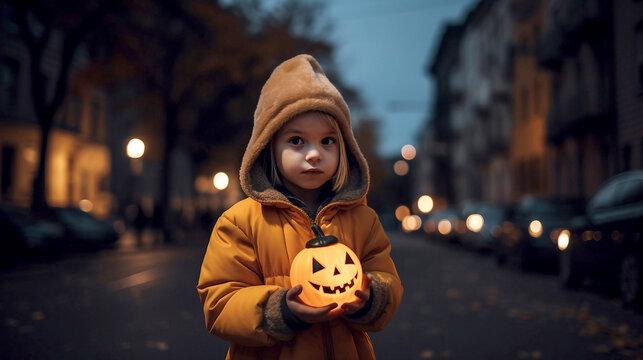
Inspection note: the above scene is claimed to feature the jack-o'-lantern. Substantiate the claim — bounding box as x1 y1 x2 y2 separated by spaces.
290 225 363 308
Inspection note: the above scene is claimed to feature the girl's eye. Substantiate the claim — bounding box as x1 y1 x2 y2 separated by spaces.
288 137 303 145
321 137 336 145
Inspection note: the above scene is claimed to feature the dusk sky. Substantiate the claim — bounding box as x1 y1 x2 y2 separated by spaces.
243 0 479 156
322 0 478 157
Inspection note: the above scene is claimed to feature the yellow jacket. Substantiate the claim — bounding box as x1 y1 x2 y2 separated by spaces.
197 54 403 359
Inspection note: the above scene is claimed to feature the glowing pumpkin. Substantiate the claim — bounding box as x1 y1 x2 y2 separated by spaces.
290 226 363 308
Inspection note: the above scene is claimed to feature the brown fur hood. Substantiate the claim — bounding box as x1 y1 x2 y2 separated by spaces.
239 54 369 205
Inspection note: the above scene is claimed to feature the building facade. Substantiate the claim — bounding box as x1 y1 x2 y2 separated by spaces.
613 0 643 171
0 8 112 217
537 0 618 198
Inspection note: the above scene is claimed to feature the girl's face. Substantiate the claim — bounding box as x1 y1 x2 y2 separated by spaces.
272 113 339 198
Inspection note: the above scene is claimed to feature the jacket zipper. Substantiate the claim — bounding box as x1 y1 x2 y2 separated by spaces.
322 321 335 360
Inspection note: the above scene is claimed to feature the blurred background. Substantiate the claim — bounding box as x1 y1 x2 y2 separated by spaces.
1 0 643 359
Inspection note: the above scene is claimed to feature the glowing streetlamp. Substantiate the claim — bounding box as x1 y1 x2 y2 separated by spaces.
395 205 410 222
393 160 409 176
213 172 229 190
126 138 145 159
417 195 434 213
401 144 416 161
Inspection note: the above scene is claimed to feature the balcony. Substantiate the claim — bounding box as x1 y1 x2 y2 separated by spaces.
546 88 612 142
535 0 610 68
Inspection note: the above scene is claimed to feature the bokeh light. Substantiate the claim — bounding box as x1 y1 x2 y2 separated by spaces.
402 215 422 232
393 160 409 176
213 172 229 190
195 176 211 193
466 214 484 232
528 220 543 238
401 144 416 161
417 195 434 213
438 219 452 235
557 229 570 251
126 138 145 159
395 205 410 222
79 199 93 212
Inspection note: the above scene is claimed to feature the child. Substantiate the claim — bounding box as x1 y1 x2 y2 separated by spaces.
197 54 403 359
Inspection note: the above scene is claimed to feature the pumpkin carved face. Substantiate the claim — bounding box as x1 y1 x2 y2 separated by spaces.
290 227 363 308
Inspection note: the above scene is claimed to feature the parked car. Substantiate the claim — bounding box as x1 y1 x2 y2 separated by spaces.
557 170 643 307
495 196 585 270
0 202 64 265
51 207 119 250
460 202 509 252
422 206 464 244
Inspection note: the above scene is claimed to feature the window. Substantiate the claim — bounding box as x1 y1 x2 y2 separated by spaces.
636 22 643 91
521 87 529 122
69 97 81 131
1 146 15 198
0 58 19 113
520 160 528 193
533 80 541 115
90 98 101 141
622 144 632 171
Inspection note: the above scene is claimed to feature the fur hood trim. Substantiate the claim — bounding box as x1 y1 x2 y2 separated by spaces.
239 54 369 205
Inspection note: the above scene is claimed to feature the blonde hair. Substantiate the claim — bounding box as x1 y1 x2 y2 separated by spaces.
267 111 349 192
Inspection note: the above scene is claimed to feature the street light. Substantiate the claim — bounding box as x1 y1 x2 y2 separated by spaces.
401 144 416 161
393 160 409 176
213 172 229 190
126 138 145 159
417 195 434 213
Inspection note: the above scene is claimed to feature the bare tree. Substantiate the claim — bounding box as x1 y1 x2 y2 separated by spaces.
10 0 117 213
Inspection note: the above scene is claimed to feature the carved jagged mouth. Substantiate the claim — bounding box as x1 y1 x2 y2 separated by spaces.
309 273 358 294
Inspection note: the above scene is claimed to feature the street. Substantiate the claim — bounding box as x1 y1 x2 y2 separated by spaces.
2 231 643 359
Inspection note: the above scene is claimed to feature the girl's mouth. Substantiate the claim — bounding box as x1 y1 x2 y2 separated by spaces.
302 169 323 174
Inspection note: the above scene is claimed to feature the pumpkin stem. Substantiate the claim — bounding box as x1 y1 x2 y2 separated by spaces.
307 224 339 248
312 224 325 238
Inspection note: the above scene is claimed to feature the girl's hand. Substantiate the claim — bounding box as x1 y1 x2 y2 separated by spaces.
286 285 338 323
340 272 372 315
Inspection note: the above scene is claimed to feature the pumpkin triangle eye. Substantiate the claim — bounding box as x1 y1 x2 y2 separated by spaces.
334 267 340 275
345 252 354 264
312 258 325 273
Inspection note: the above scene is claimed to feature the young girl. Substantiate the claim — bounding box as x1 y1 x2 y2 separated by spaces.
197 54 403 359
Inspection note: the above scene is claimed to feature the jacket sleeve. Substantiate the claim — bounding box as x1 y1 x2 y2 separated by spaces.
196 213 281 347
343 207 403 332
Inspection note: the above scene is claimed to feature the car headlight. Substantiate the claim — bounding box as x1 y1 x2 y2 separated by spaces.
438 219 452 235
528 220 543 238
557 229 570 251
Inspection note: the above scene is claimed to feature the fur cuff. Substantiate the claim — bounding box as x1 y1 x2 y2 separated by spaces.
343 275 389 325
262 288 295 341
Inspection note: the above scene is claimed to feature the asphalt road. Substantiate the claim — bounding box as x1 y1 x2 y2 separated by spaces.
1 231 643 359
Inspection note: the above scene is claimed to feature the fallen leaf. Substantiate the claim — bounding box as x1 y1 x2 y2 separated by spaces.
446 289 459 299
616 324 629 336
612 337 626 349
531 350 542 359
441 350 452 358
594 344 611 353
156 341 169 351
471 302 482 311
419 349 434 358
32 312 45 321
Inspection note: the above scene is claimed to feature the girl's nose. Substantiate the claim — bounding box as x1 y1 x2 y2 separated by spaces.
305 146 321 163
